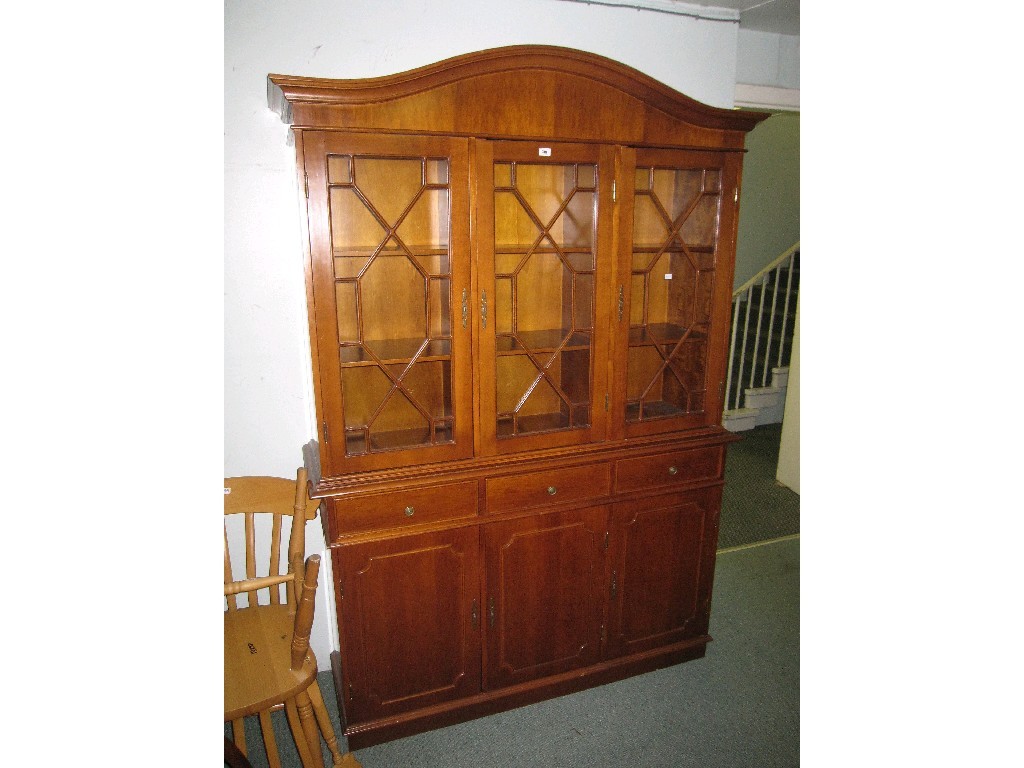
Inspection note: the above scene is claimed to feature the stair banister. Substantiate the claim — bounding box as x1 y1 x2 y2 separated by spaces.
724 241 800 419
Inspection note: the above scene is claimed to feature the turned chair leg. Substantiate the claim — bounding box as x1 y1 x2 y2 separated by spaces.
258 710 283 768
306 679 349 767
296 689 328 768
285 695 324 768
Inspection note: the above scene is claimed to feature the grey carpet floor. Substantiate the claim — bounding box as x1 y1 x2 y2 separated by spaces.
719 423 800 549
232 538 799 767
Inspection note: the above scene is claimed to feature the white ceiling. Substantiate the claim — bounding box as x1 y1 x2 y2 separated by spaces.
691 0 799 35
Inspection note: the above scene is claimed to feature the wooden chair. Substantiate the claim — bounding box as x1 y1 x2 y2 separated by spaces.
224 467 361 768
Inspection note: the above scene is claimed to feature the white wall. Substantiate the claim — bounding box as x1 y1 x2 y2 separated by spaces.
737 29 800 89
224 0 750 668
776 295 800 493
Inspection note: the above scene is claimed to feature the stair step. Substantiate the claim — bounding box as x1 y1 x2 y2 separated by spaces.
743 386 785 409
722 408 759 432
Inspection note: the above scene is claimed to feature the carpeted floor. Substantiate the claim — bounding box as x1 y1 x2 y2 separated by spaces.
719 423 800 549
228 423 799 767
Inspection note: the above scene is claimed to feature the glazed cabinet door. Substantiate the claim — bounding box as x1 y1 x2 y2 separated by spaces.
612 148 743 438
331 528 482 724
301 131 475 475
481 506 608 689
604 486 721 659
474 140 615 455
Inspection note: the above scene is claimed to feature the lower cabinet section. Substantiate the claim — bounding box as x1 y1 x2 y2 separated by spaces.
329 483 722 748
483 506 607 689
330 528 482 724
605 486 721 658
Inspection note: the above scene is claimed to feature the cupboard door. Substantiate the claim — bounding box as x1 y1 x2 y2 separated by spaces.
302 131 474 475
475 140 615 455
332 528 482 724
605 487 721 659
613 148 742 438
482 506 607 689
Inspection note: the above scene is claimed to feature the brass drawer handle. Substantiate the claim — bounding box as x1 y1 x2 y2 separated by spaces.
668 466 678 476
404 506 415 517
547 486 558 495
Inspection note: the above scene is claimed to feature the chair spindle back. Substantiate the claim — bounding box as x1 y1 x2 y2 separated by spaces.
223 467 320 611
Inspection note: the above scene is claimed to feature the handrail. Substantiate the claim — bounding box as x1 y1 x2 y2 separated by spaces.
732 242 800 297
724 242 800 413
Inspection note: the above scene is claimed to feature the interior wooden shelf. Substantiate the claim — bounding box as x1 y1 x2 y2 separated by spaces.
332 245 451 258
496 409 589 438
625 400 689 421
631 243 715 253
344 423 456 455
494 244 594 256
339 338 452 365
628 324 707 346
495 329 591 355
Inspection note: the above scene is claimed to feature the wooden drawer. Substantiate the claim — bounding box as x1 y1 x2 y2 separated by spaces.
614 446 723 493
328 480 478 537
485 462 611 514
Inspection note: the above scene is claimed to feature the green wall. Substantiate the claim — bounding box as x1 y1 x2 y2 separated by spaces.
734 111 800 289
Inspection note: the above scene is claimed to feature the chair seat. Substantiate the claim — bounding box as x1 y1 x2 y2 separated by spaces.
224 604 319 720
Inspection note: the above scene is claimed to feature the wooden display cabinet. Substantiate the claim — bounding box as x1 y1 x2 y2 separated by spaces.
268 46 767 748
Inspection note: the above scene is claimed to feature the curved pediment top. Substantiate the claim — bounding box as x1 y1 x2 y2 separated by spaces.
269 45 767 134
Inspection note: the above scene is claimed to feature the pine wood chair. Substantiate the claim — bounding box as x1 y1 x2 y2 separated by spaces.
224 467 361 768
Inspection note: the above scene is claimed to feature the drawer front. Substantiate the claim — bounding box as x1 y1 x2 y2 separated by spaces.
614 446 723 493
485 462 611 514
329 480 478 536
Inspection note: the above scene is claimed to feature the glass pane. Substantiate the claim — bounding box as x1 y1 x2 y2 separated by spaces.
425 158 449 185
402 360 454 420
373 389 430 451
494 277 513 334
330 187 386 255
327 155 352 184
427 278 451 339
679 195 720 248
491 159 597 439
494 162 513 188
514 164 567 225
514 251 569 332
335 281 359 344
397 188 450 253
558 190 595 249
329 153 456 457
627 164 723 423
573 275 594 330
360 249 426 354
352 157 423 224
577 164 596 189
495 191 542 250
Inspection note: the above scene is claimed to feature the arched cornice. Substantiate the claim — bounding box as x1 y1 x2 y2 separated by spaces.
268 46 768 147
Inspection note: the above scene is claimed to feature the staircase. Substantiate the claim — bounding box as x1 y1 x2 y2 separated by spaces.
722 244 800 432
